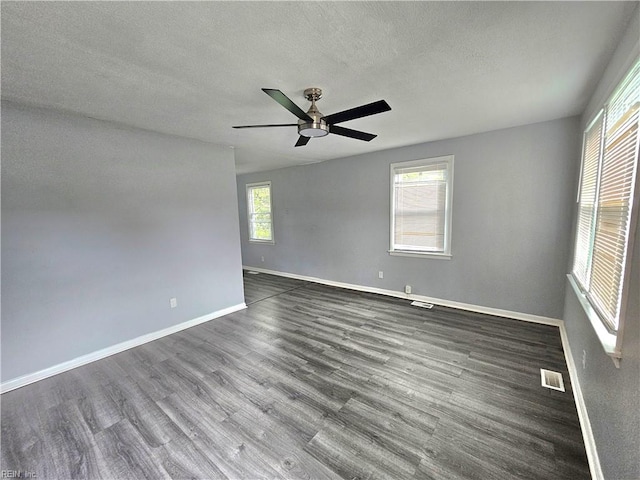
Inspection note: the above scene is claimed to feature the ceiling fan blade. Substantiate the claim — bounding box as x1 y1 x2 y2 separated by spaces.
322 100 391 125
329 125 377 142
232 124 298 129
262 88 313 122
295 136 310 147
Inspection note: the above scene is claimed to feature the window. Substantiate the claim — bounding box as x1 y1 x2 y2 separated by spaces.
390 156 454 258
570 59 639 360
247 181 274 243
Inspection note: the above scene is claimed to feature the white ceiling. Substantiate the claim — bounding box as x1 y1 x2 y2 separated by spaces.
1 1 636 174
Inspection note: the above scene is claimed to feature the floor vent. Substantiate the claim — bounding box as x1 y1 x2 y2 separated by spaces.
411 301 434 309
540 369 565 392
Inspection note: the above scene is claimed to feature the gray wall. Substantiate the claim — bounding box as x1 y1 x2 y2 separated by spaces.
562 8 639 479
1 101 245 382
238 116 580 319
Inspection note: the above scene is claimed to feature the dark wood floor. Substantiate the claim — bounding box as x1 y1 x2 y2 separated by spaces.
1 272 590 479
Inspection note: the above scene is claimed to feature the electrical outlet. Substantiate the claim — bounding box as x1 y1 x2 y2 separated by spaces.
261 256 265 262
170 297 177 309
582 350 587 370
405 285 412 294
378 271 384 279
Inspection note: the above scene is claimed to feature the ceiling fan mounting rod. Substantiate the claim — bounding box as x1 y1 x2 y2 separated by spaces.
303 87 323 102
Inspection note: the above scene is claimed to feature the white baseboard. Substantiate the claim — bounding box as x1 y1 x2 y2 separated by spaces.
0 303 247 394
558 323 603 480
245 265 602 479
243 265 562 327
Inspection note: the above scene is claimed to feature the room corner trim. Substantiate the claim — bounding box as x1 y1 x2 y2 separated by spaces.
0 302 247 394
558 323 604 480
243 266 562 327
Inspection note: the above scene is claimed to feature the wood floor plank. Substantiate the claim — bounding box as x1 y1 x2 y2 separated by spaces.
243 271 307 305
93 419 169 480
333 397 432 466
426 417 560 480
0 389 55 479
38 400 103 479
77 391 123 435
306 417 417 479
99 379 183 449
156 392 276 479
1 272 590 479
154 432 229 480
417 441 518 480
273 338 343 374
151 358 235 421
224 405 343 480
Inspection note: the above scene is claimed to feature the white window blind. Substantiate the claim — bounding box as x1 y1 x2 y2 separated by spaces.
390 156 453 256
573 112 603 288
572 60 639 333
247 182 274 243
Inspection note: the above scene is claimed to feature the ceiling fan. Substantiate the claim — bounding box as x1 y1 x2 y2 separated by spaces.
233 88 391 147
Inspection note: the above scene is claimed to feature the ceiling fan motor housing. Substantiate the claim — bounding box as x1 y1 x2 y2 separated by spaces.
299 87 329 137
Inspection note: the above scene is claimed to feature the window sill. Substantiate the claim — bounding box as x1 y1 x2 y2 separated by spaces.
389 250 452 260
567 274 621 367
249 239 275 245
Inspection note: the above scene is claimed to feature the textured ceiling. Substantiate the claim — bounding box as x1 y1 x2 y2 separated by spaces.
1 2 636 174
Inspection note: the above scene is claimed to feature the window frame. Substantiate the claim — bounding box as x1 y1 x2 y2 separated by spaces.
389 155 454 259
246 181 275 244
570 59 640 364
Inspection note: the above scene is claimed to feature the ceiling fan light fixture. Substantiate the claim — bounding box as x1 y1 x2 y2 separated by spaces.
298 122 329 137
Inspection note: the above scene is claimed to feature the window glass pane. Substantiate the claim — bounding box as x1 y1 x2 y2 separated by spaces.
247 183 273 242
606 61 640 133
250 186 271 214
